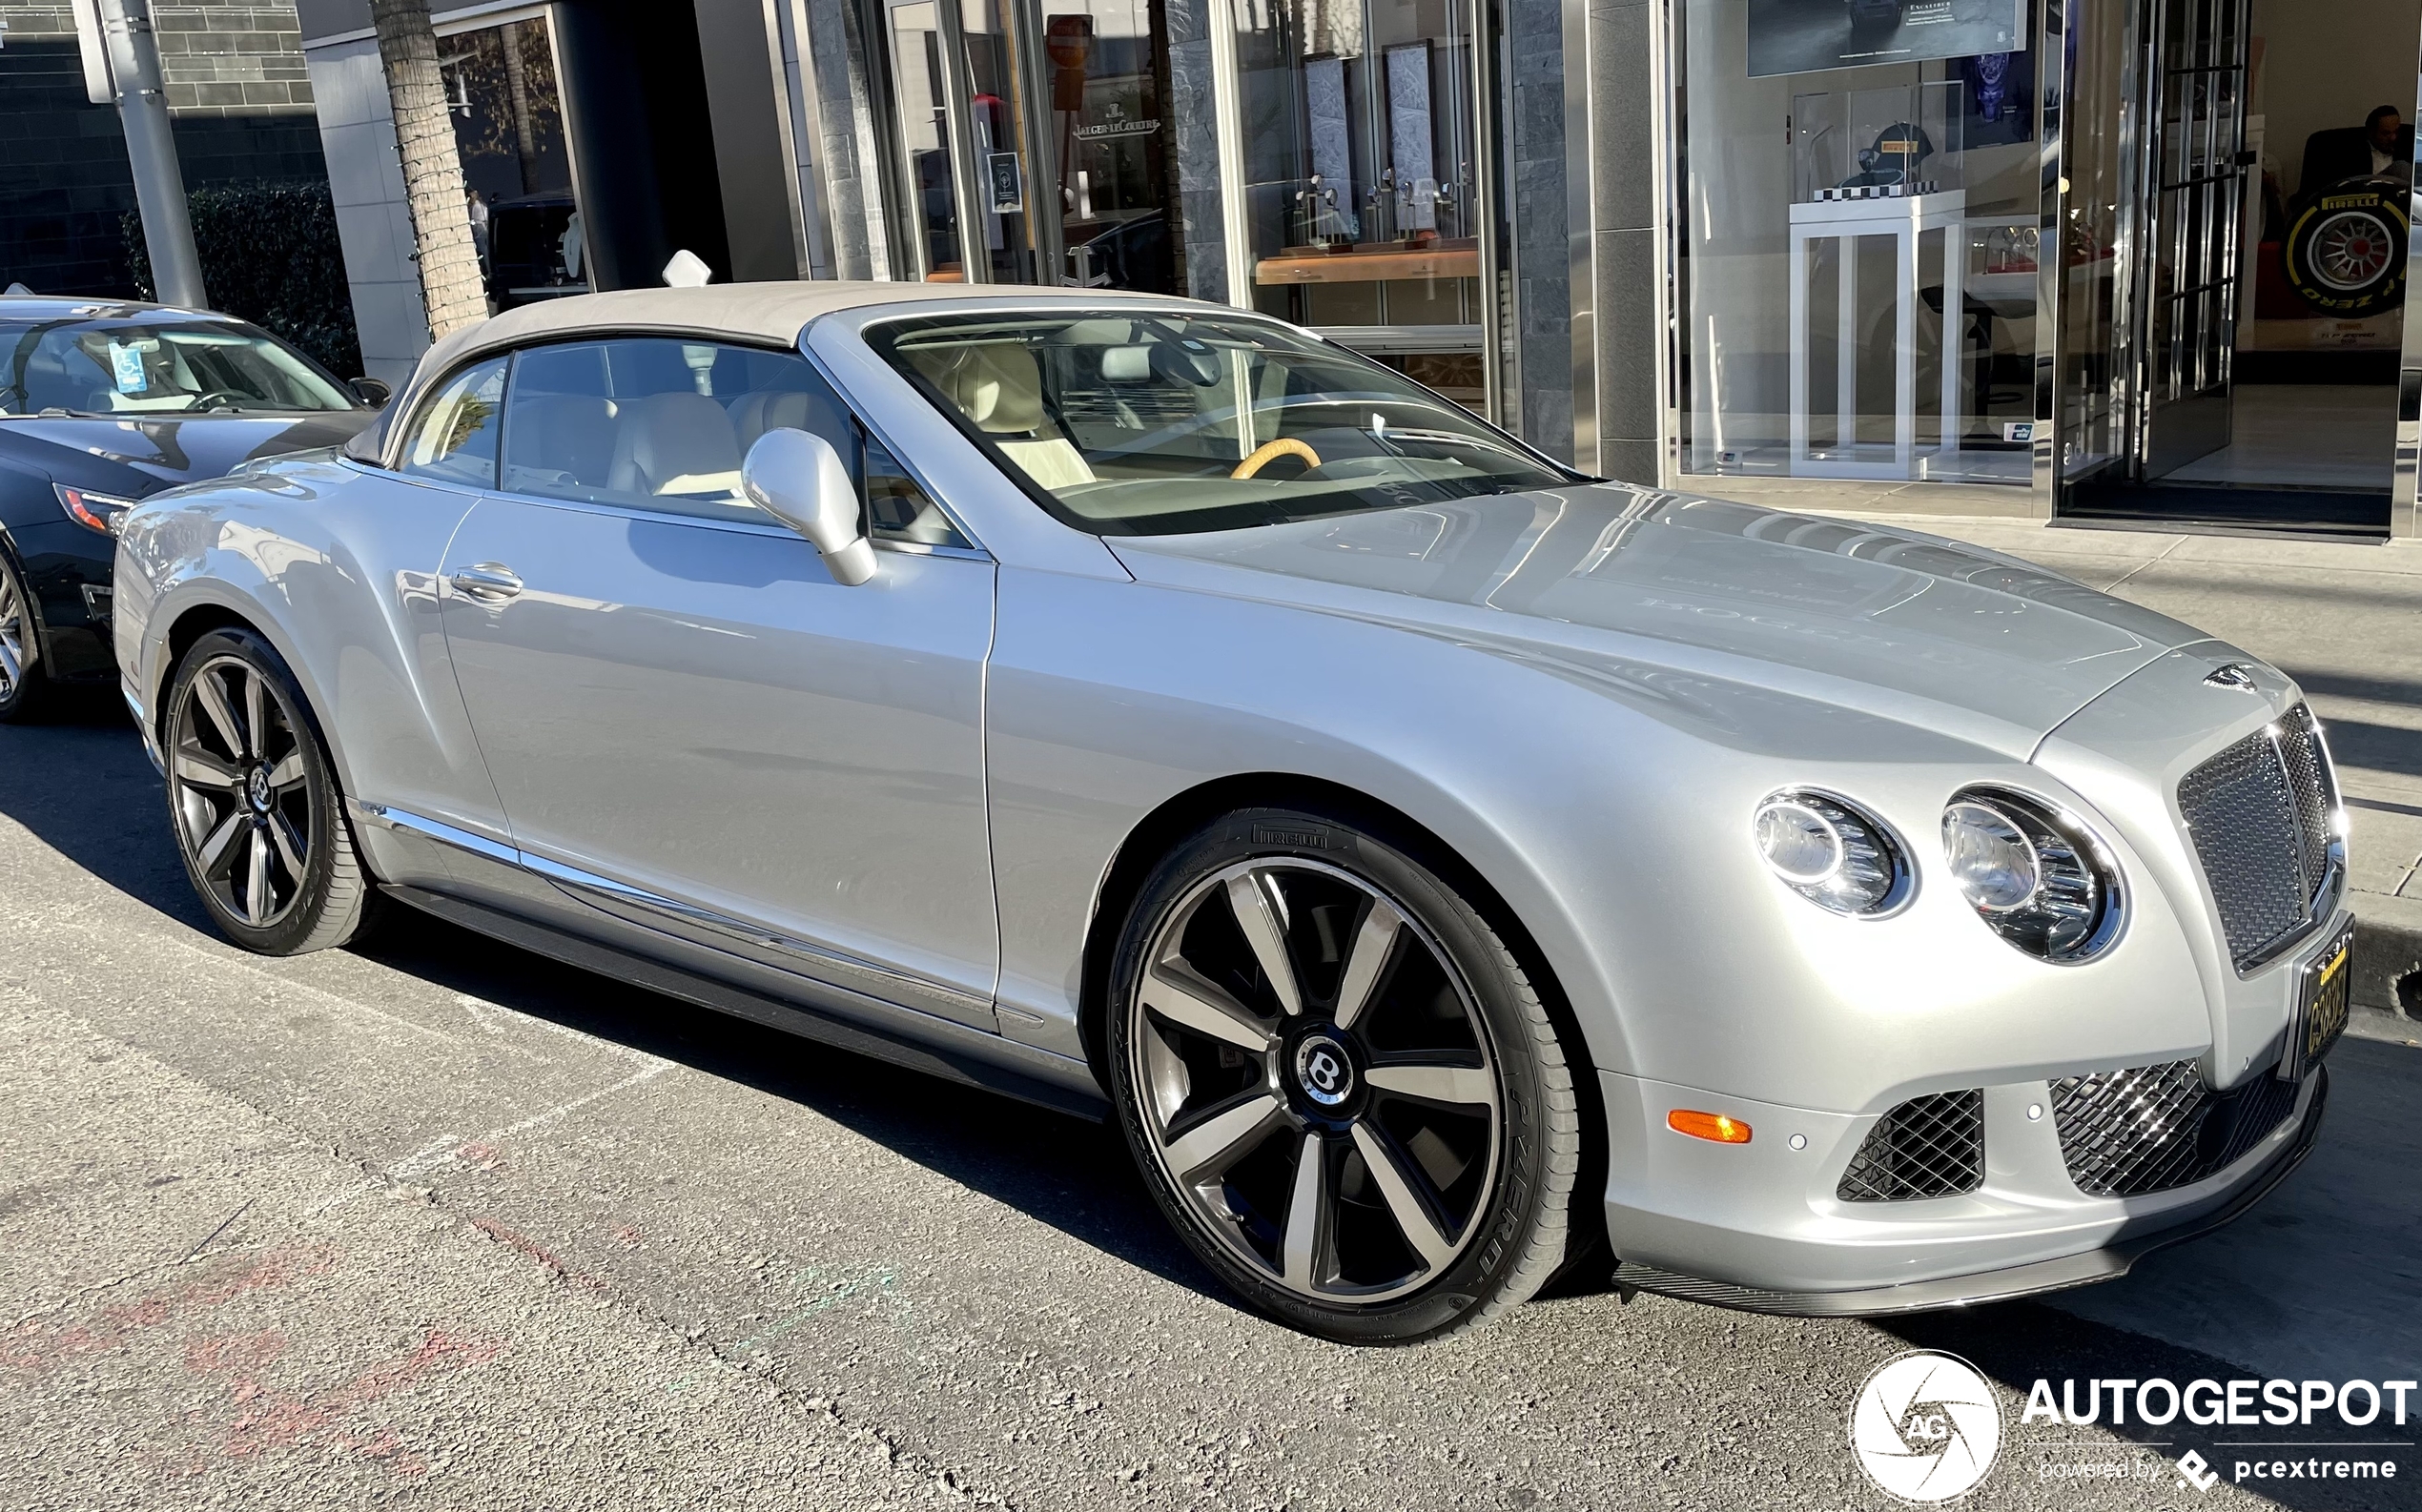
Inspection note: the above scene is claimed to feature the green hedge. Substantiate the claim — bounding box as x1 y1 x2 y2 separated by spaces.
124 181 364 379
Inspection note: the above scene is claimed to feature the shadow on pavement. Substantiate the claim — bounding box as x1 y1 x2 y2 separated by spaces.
0 698 1225 1305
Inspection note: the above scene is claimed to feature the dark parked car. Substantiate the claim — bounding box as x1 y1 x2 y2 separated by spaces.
0 295 383 719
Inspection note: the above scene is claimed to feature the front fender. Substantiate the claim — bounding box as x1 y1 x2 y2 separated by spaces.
986 567 2217 1120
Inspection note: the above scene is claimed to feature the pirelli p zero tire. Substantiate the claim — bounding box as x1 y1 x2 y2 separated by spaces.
2284 181 2410 317
1106 804 1582 1344
163 627 381 955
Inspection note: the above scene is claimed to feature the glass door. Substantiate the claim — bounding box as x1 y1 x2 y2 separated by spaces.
2138 0 2250 478
882 0 1184 291
2055 0 2254 490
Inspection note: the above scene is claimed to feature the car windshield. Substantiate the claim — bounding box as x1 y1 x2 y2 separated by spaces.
867 312 1578 535
0 317 355 416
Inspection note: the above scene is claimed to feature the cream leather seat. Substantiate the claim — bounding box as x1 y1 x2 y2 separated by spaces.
913 342 1095 490
729 389 816 455
608 390 744 499
504 393 618 492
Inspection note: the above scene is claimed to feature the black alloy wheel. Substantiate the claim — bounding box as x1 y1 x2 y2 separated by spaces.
164 628 380 954
1107 805 1581 1343
0 547 51 723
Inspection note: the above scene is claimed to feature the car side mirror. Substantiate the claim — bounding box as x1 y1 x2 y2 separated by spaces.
741 427 877 586
348 376 393 407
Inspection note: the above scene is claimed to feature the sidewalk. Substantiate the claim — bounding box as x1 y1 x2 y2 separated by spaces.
1713 476 2422 1032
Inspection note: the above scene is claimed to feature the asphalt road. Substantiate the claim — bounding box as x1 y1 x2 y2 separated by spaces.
2 691 2417 1512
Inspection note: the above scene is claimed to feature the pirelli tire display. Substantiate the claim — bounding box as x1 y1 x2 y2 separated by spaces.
2283 176 2411 317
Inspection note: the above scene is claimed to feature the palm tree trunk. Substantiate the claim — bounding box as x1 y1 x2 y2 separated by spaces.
371 0 487 337
502 21 539 196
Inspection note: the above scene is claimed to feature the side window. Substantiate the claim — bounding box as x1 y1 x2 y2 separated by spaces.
861 426 965 547
400 357 507 486
496 334 970 546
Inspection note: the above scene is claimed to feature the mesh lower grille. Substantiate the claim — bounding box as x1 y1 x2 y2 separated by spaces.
2051 1060 2301 1197
1837 1091 1985 1201
2177 705 2336 971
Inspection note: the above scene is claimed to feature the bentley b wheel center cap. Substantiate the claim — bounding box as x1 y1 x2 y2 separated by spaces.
1293 1034 1355 1108
246 766 274 813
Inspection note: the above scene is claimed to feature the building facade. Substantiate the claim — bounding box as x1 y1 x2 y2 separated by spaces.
296 0 2422 538
1 0 328 295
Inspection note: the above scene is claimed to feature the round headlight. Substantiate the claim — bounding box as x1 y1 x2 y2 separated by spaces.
1942 801 2041 912
1940 789 2123 962
1753 791 1910 916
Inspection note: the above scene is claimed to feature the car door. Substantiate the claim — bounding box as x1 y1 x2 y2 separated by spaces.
322 355 519 872
437 336 1001 1032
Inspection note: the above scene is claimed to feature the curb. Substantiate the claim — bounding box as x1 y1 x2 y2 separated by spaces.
2352 913 2422 1018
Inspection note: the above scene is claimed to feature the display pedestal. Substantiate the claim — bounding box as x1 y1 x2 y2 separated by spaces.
1787 191 1967 480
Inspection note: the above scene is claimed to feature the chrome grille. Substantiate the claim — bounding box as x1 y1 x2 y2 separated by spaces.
2177 705 2339 971
1837 1091 1984 1201
2051 1060 2300 1197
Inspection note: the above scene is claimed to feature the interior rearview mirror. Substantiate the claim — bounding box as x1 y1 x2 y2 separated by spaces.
741 427 877 586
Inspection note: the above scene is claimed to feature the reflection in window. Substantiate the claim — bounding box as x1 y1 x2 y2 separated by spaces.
1235 0 1487 410
402 358 508 487
439 15 583 309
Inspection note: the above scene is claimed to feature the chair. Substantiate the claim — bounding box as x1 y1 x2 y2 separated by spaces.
607 390 744 499
912 342 1096 489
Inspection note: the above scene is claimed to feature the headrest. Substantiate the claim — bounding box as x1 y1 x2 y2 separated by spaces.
610 390 741 496
915 341 1046 434
729 389 816 453
513 394 617 470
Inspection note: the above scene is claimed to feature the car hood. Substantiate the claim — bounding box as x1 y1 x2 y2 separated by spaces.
1105 482 2218 758
0 411 372 491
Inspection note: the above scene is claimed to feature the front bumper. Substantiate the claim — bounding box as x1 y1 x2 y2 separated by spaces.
1609 1064 2328 1316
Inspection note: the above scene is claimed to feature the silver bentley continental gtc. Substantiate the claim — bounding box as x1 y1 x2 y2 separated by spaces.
113 285 2350 1343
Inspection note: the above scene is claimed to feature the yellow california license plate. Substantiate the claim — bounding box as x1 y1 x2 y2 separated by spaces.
2286 926 2353 1080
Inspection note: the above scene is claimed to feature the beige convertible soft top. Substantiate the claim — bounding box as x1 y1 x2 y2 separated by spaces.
371 280 1183 460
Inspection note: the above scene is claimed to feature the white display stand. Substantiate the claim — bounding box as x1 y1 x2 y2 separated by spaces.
1787 191 1967 480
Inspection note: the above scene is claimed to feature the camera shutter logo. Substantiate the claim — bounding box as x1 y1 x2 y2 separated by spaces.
1849 1350 2003 1502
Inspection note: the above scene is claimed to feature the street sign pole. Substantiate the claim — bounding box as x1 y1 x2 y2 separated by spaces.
87 0 207 309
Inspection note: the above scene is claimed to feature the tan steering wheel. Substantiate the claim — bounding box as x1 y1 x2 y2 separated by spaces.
1230 438 1324 480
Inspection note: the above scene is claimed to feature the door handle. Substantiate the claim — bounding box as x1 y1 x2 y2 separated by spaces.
449 562 523 601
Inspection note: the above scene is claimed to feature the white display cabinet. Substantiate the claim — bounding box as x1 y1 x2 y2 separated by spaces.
1785 82 1970 480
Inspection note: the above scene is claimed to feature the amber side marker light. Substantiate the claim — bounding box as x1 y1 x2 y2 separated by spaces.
1668 1110 1752 1144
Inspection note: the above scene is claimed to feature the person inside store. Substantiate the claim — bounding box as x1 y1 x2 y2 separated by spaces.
2301 106 2414 192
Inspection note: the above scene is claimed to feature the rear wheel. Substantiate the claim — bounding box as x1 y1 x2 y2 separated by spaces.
0 548 51 723
164 628 380 954
1106 805 1581 1343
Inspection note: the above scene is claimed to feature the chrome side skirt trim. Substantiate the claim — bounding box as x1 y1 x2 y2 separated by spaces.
357 803 995 1024
359 803 520 866
380 882 1103 1121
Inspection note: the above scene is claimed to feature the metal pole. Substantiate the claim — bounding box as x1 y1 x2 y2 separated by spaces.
96 0 206 309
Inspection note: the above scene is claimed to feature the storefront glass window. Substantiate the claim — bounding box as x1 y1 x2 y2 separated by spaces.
437 16 581 310
1046 0 1179 293
1676 1 2042 484
884 0 1182 292
1236 0 1488 411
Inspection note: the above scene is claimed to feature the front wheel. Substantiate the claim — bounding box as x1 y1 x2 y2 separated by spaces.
163 627 380 954
1106 806 1581 1343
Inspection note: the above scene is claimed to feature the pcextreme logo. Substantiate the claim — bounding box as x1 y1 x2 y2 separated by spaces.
1849 1350 2003 1502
